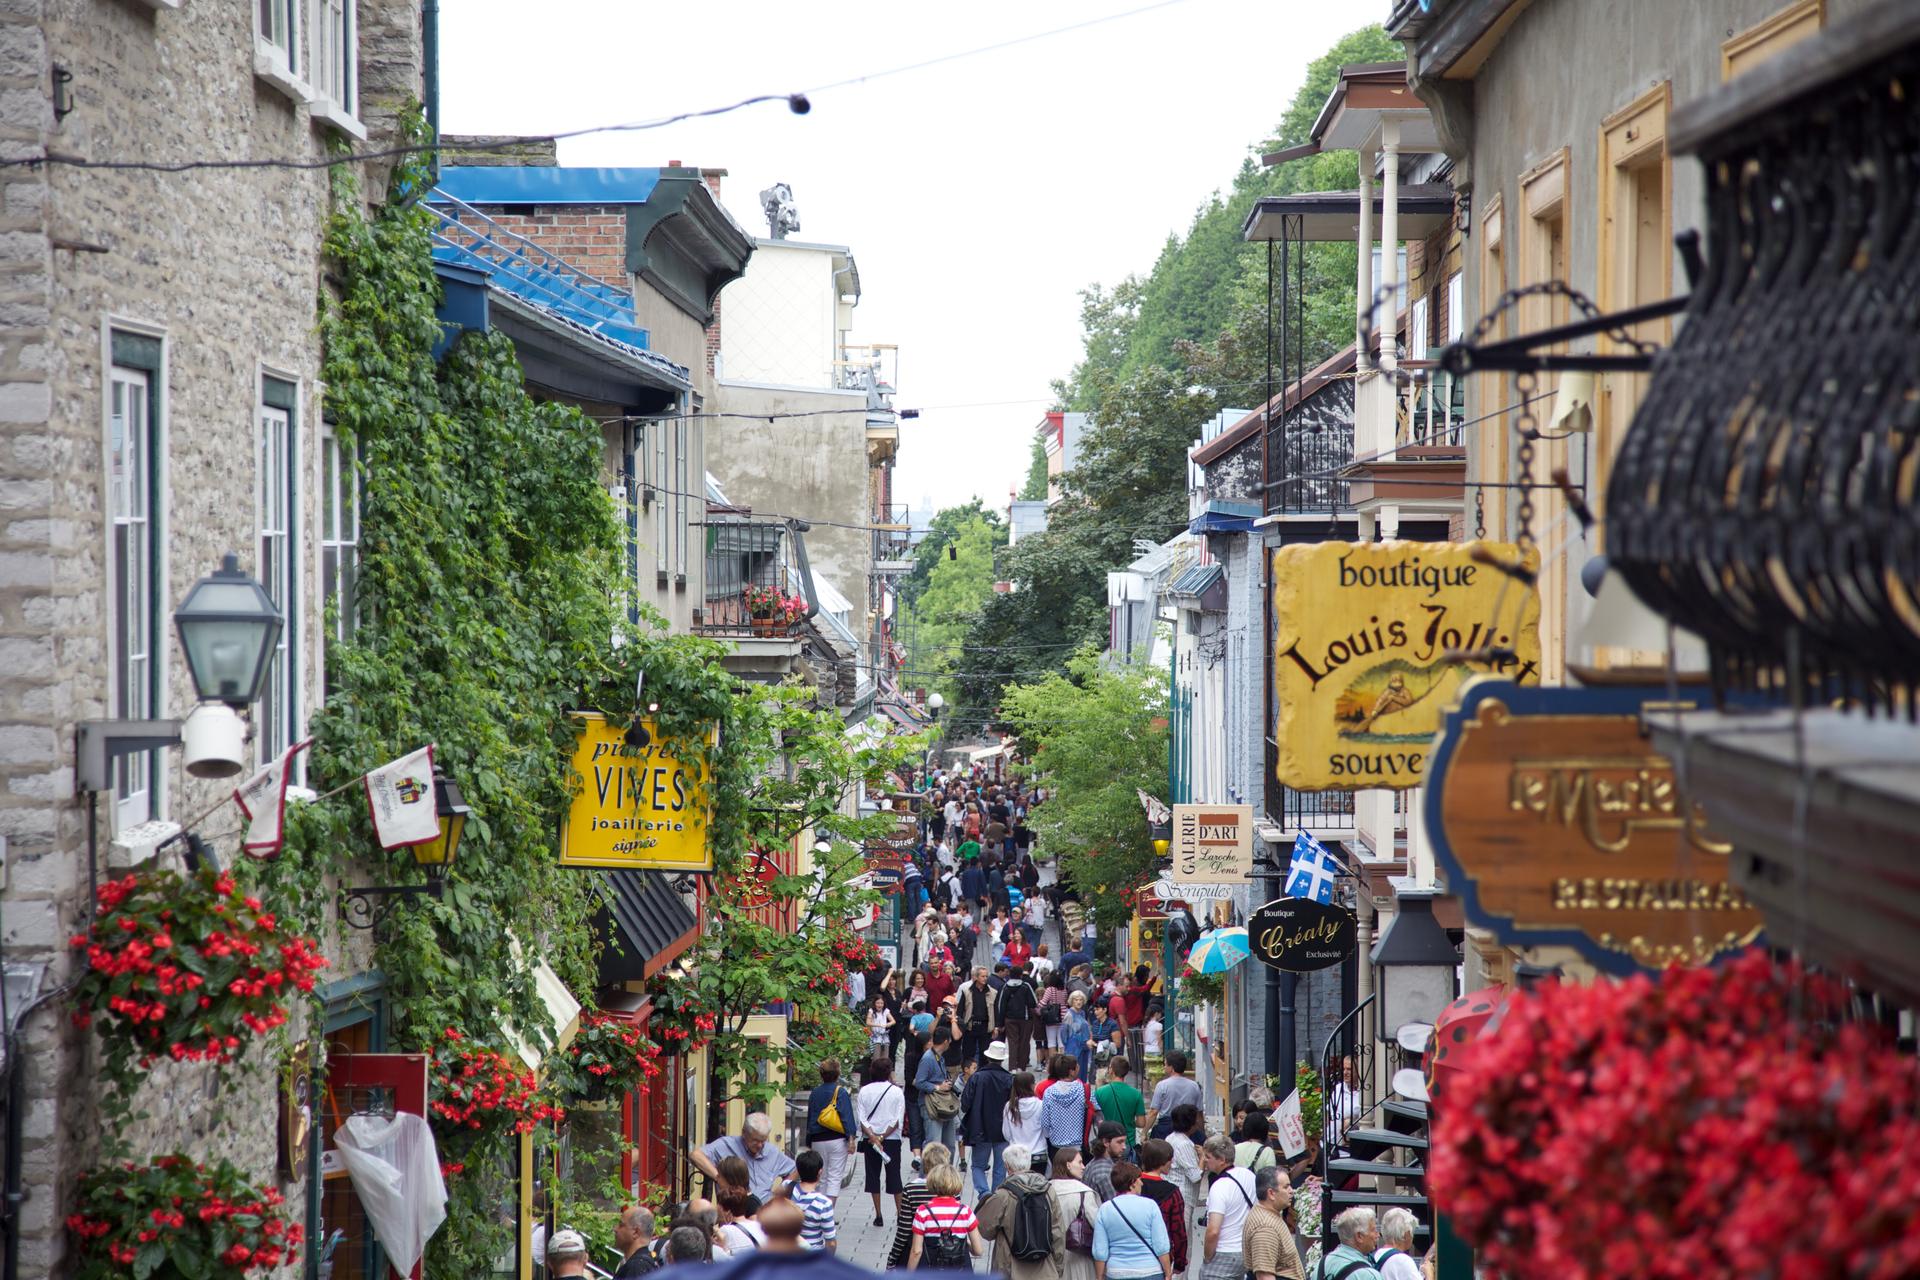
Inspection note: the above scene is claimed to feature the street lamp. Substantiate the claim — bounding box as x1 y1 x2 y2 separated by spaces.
77 553 283 791
1370 888 1458 1046
339 777 471 929
926 692 944 713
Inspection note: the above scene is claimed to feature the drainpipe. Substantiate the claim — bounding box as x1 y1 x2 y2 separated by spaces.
422 0 441 182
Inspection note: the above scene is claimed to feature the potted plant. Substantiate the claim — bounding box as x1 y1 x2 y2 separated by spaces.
69 868 328 1088
427 1029 565 1150
566 1012 664 1103
68 1154 304 1278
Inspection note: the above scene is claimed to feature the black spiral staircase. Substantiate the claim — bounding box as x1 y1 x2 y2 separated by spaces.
1320 995 1431 1253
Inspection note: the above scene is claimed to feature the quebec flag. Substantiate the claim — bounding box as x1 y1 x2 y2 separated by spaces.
1285 830 1340 904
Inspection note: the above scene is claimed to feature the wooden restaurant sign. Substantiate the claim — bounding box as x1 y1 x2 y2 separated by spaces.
1425 679 1765 975
1271 541 1541 790
559 713 713 871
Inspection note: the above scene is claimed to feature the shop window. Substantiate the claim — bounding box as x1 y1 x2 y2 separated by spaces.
1723 0 1824 80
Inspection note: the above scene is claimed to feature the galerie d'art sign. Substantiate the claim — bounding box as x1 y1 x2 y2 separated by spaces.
1425 679 1766 975
1171 803 1254 883
1248 897 1356 972
559 713 713 871
1271 540 1541 790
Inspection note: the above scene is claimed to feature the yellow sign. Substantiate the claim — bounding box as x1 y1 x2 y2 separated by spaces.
1170 803 1254 883
1271 540 1541 791
559 713 713 871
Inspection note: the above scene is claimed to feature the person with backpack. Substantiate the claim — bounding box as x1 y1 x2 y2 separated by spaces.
1315 1208 1382 1280
976 1142 1066 1280
906 1163 984 1272
1092 1161 1173 1280
1369 1208 1420 1280
803 1059 854 1203
1200 1135 1257 1280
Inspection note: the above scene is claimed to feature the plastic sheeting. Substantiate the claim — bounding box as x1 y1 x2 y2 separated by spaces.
333 1112 448 1277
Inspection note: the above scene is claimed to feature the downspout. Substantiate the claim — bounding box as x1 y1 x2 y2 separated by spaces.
422 0 441 183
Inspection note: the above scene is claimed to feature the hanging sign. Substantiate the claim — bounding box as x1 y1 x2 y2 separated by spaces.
1270 540 1541 791
1425 679 1766 975
559 713 713 871
1171 803 1255 883
1248 896 1356 972
1148 873 1236 903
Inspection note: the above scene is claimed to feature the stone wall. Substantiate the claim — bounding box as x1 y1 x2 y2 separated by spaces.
0 2 418 1271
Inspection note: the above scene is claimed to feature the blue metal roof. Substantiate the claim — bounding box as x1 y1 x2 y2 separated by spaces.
1166 563 1225 598
1188 500 1261 536
434 165 663 206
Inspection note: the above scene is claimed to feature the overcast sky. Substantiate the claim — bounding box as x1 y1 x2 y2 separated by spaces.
442 1 1370 521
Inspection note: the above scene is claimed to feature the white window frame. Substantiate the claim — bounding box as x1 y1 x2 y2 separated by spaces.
1408 296 1430 362
1447 272 1465 343
317 424 359 676
257 377 301 767
106 356 162 831
673 419 689 584
255 0 312 103
309 0 367 139
652 420 669 581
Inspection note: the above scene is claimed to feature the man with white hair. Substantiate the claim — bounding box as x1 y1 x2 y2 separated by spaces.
1316 1207 1382 1280
1371 1208 1421 1280
690 1112 797 1200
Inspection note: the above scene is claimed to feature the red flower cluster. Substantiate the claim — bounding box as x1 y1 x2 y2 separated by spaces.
1431 952 1920 1280
827 929 880 975
70 868 328 1076
68 1155 302 1279
429 1031 566 1140
568 1012 666 1094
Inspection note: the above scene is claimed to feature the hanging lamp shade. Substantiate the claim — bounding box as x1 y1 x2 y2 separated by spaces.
173 553 283 707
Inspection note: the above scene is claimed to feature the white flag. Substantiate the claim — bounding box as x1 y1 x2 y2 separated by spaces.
1273 1088 1308 1159
233 740 311 857
364 746 439 850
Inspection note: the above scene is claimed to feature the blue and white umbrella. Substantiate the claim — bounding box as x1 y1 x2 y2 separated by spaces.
1185 926 1251 974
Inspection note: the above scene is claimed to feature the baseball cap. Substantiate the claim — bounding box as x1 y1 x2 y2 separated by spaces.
546 1229 588 1259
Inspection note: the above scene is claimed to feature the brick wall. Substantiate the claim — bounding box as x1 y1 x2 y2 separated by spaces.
471 204 630 288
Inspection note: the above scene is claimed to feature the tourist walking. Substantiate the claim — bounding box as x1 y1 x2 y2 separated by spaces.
802 1059 853 1202
887 1142 952 1270
1092 1162 1173 1280
907 1164 984 1272
976 1142 1067 1280
1048 1147 1100 1280
1243 1166 1304 1280
961 1040 1016 1198
859 1055 907 1228
916 1027 963 1155
1201 1135 1256 1280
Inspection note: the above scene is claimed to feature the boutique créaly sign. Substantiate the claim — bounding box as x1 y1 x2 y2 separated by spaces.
1425 679 1765 974
1271 541 1541 790
1248 896 1356 972
559 713 713 871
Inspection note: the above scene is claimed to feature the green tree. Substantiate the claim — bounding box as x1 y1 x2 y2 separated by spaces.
902 499 1007 608
909 512 1005 685
1002 651 1169 928
1021 436 1050 501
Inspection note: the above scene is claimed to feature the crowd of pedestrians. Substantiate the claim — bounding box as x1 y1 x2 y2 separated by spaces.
624 764 1435 1280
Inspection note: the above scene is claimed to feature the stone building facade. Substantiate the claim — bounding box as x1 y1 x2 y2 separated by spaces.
0 1 421 1272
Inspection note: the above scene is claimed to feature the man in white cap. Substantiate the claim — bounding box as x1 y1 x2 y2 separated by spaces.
545 1229 590 1277
960 1039 1015 1199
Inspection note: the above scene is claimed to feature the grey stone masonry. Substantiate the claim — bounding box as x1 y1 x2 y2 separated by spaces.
0 3 420 1274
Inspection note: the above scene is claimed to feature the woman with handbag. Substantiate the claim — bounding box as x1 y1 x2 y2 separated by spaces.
1039 972 1070 1054
1092 1162 1173 1280
1049 1146 1100 1280
859 1055 908 1228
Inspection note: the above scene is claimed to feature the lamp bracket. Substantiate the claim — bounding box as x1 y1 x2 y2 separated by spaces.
337 881 443 932
77 719 183 794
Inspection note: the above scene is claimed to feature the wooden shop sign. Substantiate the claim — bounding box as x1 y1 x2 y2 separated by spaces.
559 713 713 871
1425 679 1766 974
1171 803 1254 883
1270 541 1541 791
1248 896 1356 972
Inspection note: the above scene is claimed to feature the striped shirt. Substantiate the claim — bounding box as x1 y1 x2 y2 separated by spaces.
793 1186 836 1250
912 1196 978 1238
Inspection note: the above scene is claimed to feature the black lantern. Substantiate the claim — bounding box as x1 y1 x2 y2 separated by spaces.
1371 889 1459 1043
173 553 283 707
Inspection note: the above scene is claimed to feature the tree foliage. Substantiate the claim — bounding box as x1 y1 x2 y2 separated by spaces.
1002 652 1168 928
1021 436 1050 502
908 511 1004 687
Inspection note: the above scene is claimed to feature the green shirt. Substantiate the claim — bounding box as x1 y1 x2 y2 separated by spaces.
1094 1080 1145 1137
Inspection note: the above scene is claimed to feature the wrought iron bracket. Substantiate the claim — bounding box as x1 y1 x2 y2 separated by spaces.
1438 294 1689 376
337 880 444 931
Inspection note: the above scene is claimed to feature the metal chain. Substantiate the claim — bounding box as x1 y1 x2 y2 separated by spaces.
1513 370 1539 550
1466 280 1659 356
1474 483 1487 539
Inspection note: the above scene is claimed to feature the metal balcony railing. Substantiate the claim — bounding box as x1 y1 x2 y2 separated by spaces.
1395 361 1465 449
697 557 809 639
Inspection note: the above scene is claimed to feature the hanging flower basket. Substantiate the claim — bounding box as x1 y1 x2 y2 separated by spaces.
69 868 328 1083
644 983 718 1055
427 1030 565 1141
1432 952 1920 1280
67 1154 304 1278
566 1012 665 1101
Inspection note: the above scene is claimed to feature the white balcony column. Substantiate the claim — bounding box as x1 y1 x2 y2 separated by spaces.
1355 147 1375 373
1404 783 1435 887
1379 118 1401 370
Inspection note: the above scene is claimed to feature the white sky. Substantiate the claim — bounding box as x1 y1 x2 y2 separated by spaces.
442 0 1367 520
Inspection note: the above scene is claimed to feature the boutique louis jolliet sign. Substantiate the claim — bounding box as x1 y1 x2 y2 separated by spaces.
1425 678 1766 974
1271 541 1541 791
559 713 713 871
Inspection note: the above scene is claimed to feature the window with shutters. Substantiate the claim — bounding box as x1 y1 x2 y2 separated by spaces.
107 330 165 831
258 376 300 766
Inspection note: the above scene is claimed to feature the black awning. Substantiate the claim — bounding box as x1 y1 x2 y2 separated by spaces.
594 870 699 987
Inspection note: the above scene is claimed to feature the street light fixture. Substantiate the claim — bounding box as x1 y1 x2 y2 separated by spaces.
1370 888 1458 1046
77 553 283 791
339 777 471 929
